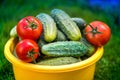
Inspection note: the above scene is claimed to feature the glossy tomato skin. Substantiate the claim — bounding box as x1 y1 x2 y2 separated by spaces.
17 16 43 40
84 21 111 47
15 39 39 63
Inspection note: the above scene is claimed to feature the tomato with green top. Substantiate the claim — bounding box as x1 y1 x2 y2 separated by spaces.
17 16 43 40
15 39 40 63
84 21 111 47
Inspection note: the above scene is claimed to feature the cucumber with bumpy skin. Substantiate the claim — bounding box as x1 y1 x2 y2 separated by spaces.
80 38 96 56
37 57 80 66
72 18 86 30
55 30 67 41
36 13 57 42
41 41 88 57
51 9 82 41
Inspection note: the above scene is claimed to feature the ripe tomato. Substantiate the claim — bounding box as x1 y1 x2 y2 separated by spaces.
15 39 39 63
17 16 43 40
84 21 111 47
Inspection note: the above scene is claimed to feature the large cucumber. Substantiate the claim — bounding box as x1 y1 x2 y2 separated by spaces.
37 57 80 66
36 13 57 42
51 9 82 41
41 41 88 57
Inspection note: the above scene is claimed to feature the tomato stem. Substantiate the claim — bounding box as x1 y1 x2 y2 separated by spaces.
27 49 37 64
26 18 37 30
85 24 102 37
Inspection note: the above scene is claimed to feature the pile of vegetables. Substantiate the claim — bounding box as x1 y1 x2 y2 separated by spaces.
10 9 111 66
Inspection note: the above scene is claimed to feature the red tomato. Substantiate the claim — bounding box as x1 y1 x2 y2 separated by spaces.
15 39 39 63
84 21 111 47
17 16 43 40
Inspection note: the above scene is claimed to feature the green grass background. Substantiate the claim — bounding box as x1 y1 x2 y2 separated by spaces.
0 0 120 80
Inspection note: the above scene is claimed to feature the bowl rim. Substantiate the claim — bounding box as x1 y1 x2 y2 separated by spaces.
4 37 103 73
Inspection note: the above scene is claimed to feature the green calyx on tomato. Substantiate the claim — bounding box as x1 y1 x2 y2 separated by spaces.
85 24 102 37
26 18 37 30
27 49 40 64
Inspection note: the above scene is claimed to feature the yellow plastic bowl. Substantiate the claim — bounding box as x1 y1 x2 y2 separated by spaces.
4 37 103 80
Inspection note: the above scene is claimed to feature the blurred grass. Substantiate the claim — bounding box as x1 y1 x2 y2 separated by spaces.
0 0 120 80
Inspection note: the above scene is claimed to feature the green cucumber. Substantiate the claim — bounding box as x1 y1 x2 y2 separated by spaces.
37 33 48 48
80 38 96 56
37 39 47 48
51 9 82 41
55 30 67 41
36 13 57 42
37 57 80 66
72 18 86 30
41 41 88 57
